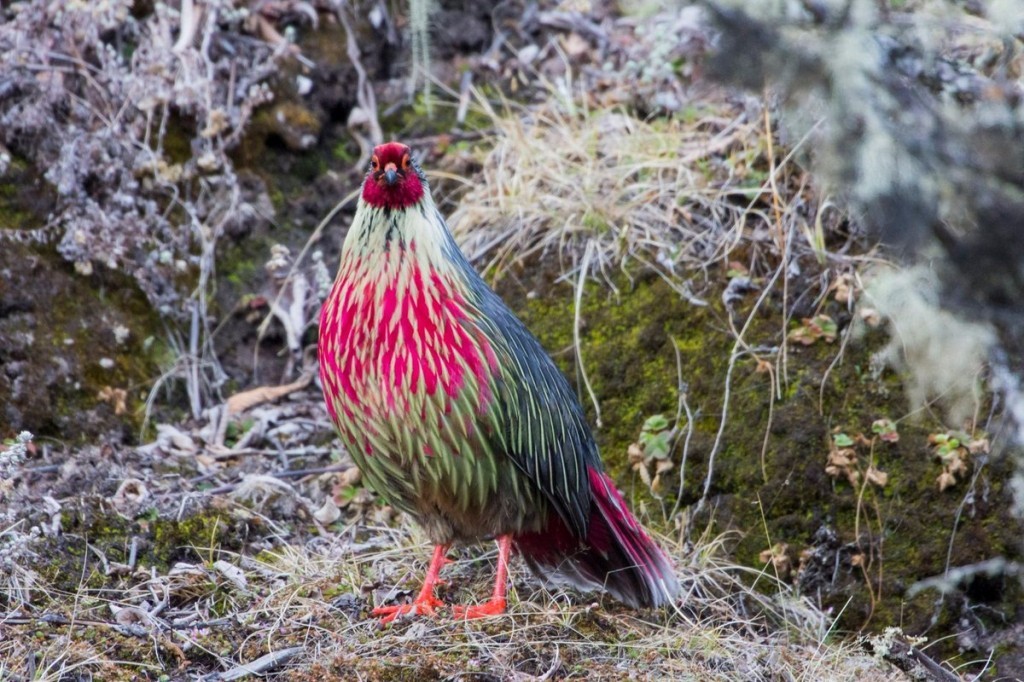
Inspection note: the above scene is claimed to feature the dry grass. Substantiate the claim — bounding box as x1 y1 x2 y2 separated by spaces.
0 392 894 679
0 506 893 681
446 82 803 288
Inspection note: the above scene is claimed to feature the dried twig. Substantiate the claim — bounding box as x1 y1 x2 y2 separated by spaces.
212 646 305 681
212 372 315 448
334 0 382 166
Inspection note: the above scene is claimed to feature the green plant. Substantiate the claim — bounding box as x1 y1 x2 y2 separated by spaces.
789 314 838 345
929 430 988 491
629 414 676 497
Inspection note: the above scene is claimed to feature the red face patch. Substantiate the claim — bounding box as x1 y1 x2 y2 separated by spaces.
361 142 425 210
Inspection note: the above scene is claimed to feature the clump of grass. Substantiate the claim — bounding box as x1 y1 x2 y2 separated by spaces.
447 86 775 282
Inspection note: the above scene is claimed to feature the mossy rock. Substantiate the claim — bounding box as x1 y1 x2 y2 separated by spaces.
48 497 241 578
494 258 1023 670
0 237 166 441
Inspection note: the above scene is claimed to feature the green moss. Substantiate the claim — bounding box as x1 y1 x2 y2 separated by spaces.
0 155 54 231
505 267 732 486
332 140 359 164
48 501 235 575
151 513 232 562
160 115 194 165
381 87 495 142
52 265 166 436
496 257 1021 667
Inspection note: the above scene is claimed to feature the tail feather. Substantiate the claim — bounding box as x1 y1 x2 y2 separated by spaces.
515 468 680 608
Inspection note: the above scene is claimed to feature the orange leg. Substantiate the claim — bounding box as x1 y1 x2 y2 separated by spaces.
454 534 512 619
373 544 449 625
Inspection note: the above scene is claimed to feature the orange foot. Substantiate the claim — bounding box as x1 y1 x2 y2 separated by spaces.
453 597 507 620
372 594 446 625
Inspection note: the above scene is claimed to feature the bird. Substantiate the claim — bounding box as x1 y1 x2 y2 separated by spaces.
318 141 680 624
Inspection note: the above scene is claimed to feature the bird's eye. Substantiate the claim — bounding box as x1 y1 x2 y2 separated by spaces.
370 156 379 171
401 154 410 170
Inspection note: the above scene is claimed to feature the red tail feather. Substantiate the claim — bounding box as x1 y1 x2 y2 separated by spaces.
515 468 680 608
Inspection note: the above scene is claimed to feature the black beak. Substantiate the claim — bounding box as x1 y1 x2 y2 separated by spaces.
384 169 398 186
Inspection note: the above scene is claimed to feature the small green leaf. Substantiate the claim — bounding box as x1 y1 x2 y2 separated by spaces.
644 433 672 459
833 433 854 448
814 314 838 342
642 414 670 433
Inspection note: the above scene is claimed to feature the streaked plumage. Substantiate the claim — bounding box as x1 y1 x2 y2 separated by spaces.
318 142 679 622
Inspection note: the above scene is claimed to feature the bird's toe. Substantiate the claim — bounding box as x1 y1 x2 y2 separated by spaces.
453 597 507 620
372 595 446 625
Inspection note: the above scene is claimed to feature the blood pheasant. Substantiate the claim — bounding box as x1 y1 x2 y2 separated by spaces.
318 142 679 623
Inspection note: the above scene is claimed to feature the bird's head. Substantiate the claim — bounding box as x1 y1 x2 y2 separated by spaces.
361 142 426 210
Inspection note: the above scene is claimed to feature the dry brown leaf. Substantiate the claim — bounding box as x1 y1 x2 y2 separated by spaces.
832 273 855 303
110 478 150 513
337 467 362 487
97 386 128 415
225 373 314 415
937 470 957 491
968 438 990 455
865 466 888 487
948 454 969 477
759 543 792 578
562 32 591 58
828 448 857 468
313 497 342 525
859 307 881 327
635 461 653 490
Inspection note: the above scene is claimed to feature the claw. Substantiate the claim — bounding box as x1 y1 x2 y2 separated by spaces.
453 597 507 620
454 535 513 620
372 544 450 626
373 594 446 625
